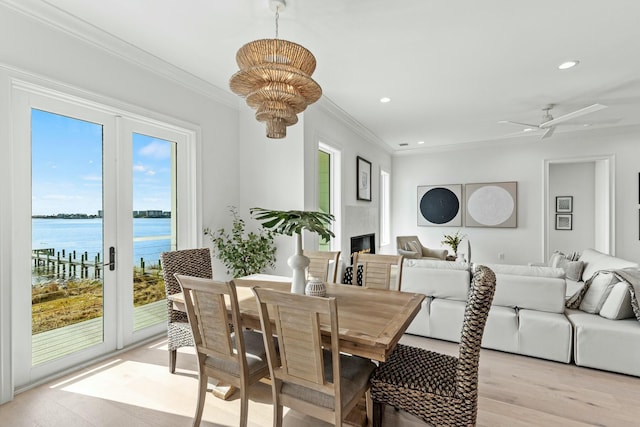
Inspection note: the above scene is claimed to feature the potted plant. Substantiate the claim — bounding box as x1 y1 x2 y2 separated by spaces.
204 206 277 278
251 207 335 294
441 230 466 259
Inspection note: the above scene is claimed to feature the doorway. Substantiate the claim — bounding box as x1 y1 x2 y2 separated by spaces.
544 156 614 260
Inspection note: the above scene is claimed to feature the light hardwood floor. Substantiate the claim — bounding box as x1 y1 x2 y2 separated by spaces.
1 333 639 426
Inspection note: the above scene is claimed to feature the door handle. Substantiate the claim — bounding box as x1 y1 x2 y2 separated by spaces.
107 246 116 271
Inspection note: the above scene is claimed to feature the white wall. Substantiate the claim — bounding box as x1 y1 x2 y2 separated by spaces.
392 126 640 266
304 103 393 265
549 162 595 254
236 108 306 276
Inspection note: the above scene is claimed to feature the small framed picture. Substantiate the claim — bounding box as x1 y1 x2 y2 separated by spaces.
556 196 573 213
556 214 572 230
356 156 372 201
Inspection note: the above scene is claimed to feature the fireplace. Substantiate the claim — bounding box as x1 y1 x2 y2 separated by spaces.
350 233 375 265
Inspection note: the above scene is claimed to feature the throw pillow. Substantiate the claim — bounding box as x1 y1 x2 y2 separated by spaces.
405 240 422 255
557 259 585 281
398 248 420 259
599 281 635 320
548 251 584 281
548 251 564 267
579 271 620 314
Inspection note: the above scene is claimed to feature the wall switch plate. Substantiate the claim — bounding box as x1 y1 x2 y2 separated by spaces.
498 253 505 260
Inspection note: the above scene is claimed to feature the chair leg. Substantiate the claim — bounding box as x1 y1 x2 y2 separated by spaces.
192 373 207 427
239 386 248 427
169 349 177 374
372 400 384 427
274 403 283 427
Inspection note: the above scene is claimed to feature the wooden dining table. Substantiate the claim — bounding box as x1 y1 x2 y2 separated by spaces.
169 274 425 362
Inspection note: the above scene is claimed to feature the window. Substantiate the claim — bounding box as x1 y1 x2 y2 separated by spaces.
318 142 341 251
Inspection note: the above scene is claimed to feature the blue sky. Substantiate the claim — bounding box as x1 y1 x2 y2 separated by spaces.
31 109 173 215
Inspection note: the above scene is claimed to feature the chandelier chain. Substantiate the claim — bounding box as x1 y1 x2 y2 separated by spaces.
275 6 280 39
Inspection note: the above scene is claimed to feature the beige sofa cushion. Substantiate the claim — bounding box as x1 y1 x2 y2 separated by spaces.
579 248 638 282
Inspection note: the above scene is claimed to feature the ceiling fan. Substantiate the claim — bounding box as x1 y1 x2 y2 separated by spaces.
499 103 608 139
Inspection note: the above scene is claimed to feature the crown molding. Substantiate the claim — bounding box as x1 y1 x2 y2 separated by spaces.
316 96 392 154
0 0 239 109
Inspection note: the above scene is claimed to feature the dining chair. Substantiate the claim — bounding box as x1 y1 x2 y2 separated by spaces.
160 248 212 374
369 264 497 427
352 253 404 291
252 287 376 427
175 275 271 427
303 250 341 282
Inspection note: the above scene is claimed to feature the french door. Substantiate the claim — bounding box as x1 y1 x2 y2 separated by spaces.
12 83 196 388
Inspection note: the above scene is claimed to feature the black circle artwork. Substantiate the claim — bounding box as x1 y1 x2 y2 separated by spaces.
420 187 460 224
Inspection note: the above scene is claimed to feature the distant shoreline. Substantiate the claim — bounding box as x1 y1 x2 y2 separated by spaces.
33 212 171 219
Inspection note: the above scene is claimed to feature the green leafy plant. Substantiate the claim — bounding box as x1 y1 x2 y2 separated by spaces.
250 208 335 241
441 230 466 255
204 206 277 278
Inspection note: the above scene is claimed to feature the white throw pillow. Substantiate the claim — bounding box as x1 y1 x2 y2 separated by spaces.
599 281 635 320
548 251 584 281
579 271 620 314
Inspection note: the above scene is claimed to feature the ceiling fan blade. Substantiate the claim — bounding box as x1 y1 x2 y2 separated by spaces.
540 104 607 128
498 120 539 128
541 126 556 139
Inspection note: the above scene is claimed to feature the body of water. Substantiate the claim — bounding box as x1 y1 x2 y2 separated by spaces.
32 217 173 269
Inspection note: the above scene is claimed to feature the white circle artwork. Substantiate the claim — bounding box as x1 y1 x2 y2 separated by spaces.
467 185 514 226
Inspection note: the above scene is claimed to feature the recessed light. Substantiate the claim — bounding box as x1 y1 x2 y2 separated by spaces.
380 97 391 103
523 128 534 132
558 60 579 70
417 141 425 145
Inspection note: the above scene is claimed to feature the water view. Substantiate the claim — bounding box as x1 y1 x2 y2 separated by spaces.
32 217 172 282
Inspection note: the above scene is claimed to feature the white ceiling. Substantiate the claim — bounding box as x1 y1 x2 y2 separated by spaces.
14 0 640 152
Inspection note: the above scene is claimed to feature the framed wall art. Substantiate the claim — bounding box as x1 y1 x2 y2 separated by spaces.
556 196 573 213
417 184 462 226
465 181 517 228
556 214 572 230
356 156 372 201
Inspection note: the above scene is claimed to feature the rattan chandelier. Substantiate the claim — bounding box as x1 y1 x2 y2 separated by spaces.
229 0 321 139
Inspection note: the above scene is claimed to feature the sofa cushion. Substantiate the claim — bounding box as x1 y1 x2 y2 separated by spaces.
579 271 620 314
484 264 566 313
599 281 636 320
486 263 565 278
402 260 470 301
566 309 640 377
518 309 573 363
579 248 638 282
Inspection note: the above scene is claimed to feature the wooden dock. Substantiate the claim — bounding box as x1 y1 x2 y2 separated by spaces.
32 248 104 279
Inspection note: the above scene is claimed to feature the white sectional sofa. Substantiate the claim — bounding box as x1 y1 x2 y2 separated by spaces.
402 249 640 377
403 260 573 363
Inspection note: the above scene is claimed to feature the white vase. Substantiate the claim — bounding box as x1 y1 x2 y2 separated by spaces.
288 233 309 294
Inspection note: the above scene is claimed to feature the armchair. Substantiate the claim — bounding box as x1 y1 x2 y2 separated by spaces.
396 235 448 260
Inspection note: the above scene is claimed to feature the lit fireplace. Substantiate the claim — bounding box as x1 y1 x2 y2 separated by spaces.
350 233 375 265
